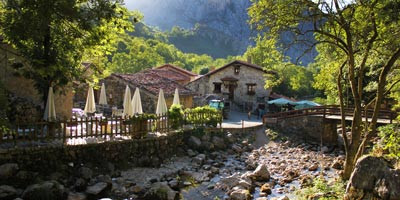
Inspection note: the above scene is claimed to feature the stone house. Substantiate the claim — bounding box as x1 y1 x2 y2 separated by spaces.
0 37 73 122
101 69 195 113
154 64 199 85
186 60 273 111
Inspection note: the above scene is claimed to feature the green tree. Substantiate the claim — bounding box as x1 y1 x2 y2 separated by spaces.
245 35 315 98
249 0 400 179
0 0 132 105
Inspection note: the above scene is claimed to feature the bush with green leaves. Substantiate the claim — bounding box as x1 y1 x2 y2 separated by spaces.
375 124 400 160
295 177 345 200
184 106 222 127
168 104 184 129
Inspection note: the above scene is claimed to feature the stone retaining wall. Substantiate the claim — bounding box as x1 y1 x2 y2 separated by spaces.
266 115 338 145
0 131 185 173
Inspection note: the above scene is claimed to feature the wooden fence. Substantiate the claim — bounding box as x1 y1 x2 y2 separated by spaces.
263 105 397 124
0 111 223 146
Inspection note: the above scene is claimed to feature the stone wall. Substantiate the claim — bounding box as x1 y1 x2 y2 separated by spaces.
266 115 338 145
0 132 185 172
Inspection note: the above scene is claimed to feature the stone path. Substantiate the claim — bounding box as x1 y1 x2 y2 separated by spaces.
222 110 263 129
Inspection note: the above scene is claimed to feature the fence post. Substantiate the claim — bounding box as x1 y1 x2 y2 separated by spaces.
63 121 66 145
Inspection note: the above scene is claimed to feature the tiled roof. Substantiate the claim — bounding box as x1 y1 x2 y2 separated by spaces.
156 64 198 77
112 70 195 97
152 68 190 82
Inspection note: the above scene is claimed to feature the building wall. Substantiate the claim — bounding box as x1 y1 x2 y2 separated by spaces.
0 43 72 121
165 96 193 109
186 64 271 109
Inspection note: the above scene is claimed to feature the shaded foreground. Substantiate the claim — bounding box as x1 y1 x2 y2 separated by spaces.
0 128 345 199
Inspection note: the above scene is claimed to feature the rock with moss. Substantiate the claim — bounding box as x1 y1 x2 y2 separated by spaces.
345 156 400 200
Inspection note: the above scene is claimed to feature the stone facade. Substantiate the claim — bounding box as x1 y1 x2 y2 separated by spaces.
266 115 339 145
186 60 271 110
0 42 73 121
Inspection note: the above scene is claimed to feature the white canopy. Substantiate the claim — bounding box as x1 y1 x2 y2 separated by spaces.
123 85 133 117
172 88 180 106
84 86 96 115
43 87 56 121
99 83 107 105
156 89 168 115
131 87 143 114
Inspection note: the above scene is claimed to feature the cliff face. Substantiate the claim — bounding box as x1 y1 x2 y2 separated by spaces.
126 0 316 64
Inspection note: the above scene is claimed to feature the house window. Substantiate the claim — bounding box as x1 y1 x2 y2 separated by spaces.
213 82 222 93
234 65 240 75
247 83 256 95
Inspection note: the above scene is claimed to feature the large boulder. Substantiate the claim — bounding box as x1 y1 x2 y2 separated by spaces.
143 182 178 200
0 163 19 180
250 164 270 181
22 180 67 200
212 136 226 149
345 156 400 200
0 185 18 200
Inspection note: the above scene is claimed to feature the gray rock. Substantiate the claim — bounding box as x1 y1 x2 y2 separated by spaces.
0 163 19 180
250 164 270 181
186 149 197 157
74 178 87 192
321 146 329 153
168 179 179 190
188 136 202 149
345 156 400 200
67 192 87 200
229 188 251 200
232 144 243 153
192 154 206 165
212 136 226 149
308 164 319 171
79 167 93 180
331 159 343 170
96 175 112 185
220 173 241 190
86 182 110 197
143 182 178 200
22 180 67 200
278 196 290 200
0 185 17 200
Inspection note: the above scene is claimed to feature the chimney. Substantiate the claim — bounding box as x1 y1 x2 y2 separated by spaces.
247 55 252 64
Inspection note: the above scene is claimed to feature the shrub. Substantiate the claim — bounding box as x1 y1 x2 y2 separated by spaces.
184 106 222 127
295 177 345 200
168 104 184 129
374 124 400 160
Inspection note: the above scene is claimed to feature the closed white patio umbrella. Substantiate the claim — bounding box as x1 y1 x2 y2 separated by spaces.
172 88 180 106
84 86 96 115
131 87 143 114
43 87 56 121
99 83 108 105
156 89 168 115
123 85 133 117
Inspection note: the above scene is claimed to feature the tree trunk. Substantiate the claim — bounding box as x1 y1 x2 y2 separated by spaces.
343 146 357 179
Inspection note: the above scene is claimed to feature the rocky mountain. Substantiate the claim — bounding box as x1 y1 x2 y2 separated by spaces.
125 0 316 64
